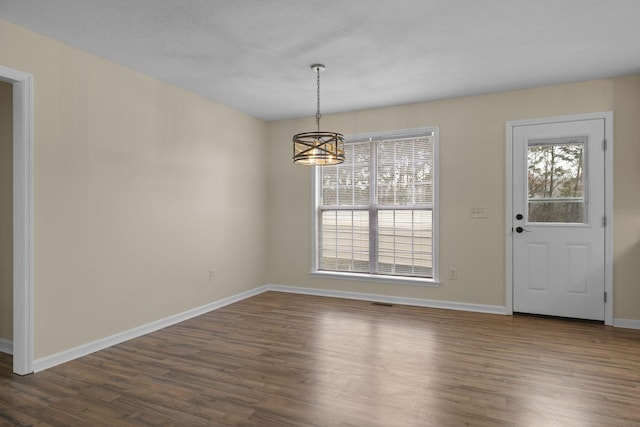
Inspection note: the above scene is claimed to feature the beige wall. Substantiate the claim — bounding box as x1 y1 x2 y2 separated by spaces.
0 19 269 358
267 76 640 321
0 81 11 341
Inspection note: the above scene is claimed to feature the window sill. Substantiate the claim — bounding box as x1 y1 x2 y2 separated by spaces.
310 270 442 287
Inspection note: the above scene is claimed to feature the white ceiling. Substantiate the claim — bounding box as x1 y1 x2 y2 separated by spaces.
1 0 639 121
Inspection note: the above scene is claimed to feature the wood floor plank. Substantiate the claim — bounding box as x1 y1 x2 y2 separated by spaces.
1 291 640 426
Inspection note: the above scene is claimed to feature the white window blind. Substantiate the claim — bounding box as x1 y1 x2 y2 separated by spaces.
316 130 435 279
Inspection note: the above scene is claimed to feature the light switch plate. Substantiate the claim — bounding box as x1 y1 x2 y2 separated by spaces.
470 206 487 218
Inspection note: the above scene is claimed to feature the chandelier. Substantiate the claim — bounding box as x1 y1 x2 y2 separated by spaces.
292 64 345 166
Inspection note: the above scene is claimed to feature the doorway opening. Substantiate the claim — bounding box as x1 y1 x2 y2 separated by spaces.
0 65 34 375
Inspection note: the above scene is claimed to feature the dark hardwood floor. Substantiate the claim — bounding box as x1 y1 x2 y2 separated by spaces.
1 291 640 426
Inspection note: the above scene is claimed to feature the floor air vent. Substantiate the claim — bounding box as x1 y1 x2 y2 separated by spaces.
371 302 394 307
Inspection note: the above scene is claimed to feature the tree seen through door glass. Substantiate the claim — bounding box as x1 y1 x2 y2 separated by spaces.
527 140 585 223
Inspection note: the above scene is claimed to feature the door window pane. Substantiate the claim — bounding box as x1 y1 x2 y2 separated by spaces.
527 138 586 223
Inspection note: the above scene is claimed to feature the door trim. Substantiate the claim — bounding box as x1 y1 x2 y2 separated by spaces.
0 65 34 374
505 112 613 325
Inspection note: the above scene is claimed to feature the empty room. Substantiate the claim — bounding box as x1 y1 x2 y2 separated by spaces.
1 1 640 425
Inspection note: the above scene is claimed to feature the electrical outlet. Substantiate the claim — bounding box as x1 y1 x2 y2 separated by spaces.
448 268 458 280
209 269 216 281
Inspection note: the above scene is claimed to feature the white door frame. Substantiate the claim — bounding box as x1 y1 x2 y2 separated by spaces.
0 65 34 375
505 112 613 326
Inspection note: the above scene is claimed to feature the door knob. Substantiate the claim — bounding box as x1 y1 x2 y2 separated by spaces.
515 226 531 233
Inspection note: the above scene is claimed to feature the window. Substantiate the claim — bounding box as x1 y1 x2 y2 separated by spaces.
313 128 439 284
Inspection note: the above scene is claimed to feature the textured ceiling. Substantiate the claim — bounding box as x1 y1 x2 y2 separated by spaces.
1 0 640 121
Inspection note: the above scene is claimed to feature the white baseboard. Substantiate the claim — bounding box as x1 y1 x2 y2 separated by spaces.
264 284 507 315
0 338 13 355
33 286 270 372
613 318 640 330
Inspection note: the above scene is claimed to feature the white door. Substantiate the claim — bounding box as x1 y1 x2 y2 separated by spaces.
511 118 606 321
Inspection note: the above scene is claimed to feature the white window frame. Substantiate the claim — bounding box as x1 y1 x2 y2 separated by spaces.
311 127 440 286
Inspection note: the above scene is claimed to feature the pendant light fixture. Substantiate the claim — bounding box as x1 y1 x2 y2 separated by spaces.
292 64 345 166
